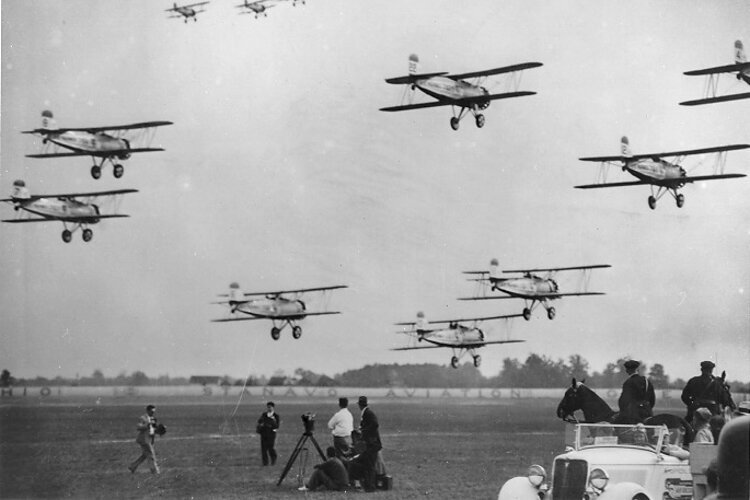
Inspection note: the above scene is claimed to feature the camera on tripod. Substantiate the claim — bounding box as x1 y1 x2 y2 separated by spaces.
301 412 315 434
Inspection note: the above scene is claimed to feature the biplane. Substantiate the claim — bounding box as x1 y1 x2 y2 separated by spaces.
393 311 524 368
680 40 750 106
165 2 209 22
0 179 137 243
460 260 611 321
380 54 542 130
22 110 173 180
211 283 347 340
237 0 275 17
576 136 749 209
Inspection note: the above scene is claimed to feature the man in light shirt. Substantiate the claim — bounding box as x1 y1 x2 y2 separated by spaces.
327 397 353 458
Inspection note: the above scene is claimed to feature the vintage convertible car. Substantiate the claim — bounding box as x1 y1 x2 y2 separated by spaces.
498 423 693 500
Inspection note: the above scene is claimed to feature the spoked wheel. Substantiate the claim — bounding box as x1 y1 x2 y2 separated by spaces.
450 356 459 369
475 114 485 128
61 229 73 243
113 164 124 178
676 193 685 208
270 327 281 340
648 195 656 210
82 228 93 242
547 307 556 320
292 325 302 339
523 308 532 321
91 166 102 180
473 355 482 368
450 117 460 131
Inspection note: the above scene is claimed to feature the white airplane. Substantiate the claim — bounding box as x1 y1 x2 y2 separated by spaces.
236 0 275 17
165 1 210 22
211 283 347 340
393 311 524 368
0 179 137 243
576 136 749 209
380 54 542 130
681 40 750 106
22 110 173 180
461 260 611 320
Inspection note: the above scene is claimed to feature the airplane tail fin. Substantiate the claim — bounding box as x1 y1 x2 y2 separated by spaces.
415 310 428 332
408 54 419 75
228 282 244 307
736 40 746 64
11 180 30 201
489 258 500 279
40 110 57 131
620 136 632 158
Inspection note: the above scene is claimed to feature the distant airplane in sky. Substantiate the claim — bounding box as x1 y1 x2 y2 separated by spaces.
165 2 210 22
576 136 749 209
22 110 173 180
236 0 275 18
1 179 137 243
380 54 542 130
681 40 750 106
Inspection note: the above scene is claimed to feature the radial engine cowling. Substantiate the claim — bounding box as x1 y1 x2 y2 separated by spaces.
478 87 491 110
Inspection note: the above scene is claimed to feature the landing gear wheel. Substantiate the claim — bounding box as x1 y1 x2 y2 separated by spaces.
82 228 93 242
648 195 656 210
473 355 482 368
475 114 485 128
113 164 124 178
62 230 72 243
523 308 532 321
450 356 459 369
676 194 685 208
91 166 102 180
292 326 302 339
450 117 460 131
270 327 281 340
547 307 556 320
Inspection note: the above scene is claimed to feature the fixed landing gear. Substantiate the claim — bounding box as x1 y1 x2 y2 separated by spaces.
473 355 481 368
292 325 302 339
676 193 685 208
451 356 459 369
62 229 72 243
475 114 485 128
113 164 124 178
522 307 532 321
91 165 102 179
547 307 556 320
271 327 281 340
82 228 93 242
450 117 460 131
648 195 656 210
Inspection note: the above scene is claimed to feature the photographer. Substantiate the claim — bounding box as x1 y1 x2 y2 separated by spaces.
129 404 165 474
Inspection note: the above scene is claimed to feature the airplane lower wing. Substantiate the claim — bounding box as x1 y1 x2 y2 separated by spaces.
3 214 129 223
27 148 165 159
680 92 750 106
380 101 454 112
459 292 605 300
576 173 745 189
392 339 525 351
575 180 649 189
211 311 340 322
380 91 535 112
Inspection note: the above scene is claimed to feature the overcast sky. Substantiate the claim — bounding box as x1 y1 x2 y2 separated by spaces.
1 0 748 384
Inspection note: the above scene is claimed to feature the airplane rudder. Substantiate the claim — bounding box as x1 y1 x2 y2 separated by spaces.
620 136 632 157
408 54 419 75
41 109 56 130
736 40 746 63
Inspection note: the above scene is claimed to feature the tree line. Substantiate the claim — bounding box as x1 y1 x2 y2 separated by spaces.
3 355 748 392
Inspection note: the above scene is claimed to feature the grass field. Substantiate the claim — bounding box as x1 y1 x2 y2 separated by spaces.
0 396 685 499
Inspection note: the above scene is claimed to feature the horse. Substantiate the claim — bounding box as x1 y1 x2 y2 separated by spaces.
556 378 694 444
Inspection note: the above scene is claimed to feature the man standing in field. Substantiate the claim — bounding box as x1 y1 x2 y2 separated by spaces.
129 404 160 474
352 396 382 492
327 397 353 458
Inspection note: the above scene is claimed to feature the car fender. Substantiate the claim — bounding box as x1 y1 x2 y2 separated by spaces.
497 476 544 500
597 481 651 500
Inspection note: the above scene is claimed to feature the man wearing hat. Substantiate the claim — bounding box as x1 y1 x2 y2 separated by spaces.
350 396 382 492
327 397 354 458
129 404 160 474
617 360 655 424
681 361 716 424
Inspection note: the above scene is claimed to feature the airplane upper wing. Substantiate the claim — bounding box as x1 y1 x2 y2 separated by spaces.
166 2 209 11
395 313 522 326
236 285 348 297
380 91 535 112
683 61 750 76
384 72 449 85
580 144 750 163
27 148 166 159
3 214 129 223
23 121 173 134
0 188 138 201
447 62 543 80
459 292 606 301
502 264 612 273
680 92 750 106
212 311 340 322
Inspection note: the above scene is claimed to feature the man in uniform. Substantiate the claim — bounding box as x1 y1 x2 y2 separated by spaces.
617 360 655 424
129 404 160 474
681 360 716 424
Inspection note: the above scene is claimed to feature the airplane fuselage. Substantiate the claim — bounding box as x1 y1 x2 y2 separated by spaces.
491 276 558 298
233 298 307 319
416 76 488 104
15 197 100 222
176 7 198 17
624 158 686 186
419 325 484 347
46 131 130 157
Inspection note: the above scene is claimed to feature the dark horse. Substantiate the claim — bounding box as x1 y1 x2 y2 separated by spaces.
557 379 694 444
689 370 736 421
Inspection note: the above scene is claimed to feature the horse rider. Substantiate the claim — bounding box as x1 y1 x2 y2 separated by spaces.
618 359 655 424
681 360 716 423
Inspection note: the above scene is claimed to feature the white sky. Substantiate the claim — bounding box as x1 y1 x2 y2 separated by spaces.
1 0 748 383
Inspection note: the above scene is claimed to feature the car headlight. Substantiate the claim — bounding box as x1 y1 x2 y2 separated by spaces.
589 468 609 491
527 464 546 487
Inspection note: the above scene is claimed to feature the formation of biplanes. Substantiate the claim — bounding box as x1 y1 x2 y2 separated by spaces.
2 4 748 370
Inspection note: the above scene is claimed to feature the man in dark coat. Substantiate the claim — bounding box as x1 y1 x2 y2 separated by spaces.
617 360 655 424
350 396 382 492
256 401 280 466
681 361 716 423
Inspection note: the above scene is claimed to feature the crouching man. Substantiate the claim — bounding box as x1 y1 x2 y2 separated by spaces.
298 446 349 492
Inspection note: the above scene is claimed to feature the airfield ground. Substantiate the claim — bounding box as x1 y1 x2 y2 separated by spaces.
0 396 688 499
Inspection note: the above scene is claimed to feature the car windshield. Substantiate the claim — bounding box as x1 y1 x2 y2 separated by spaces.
575 423 666 451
